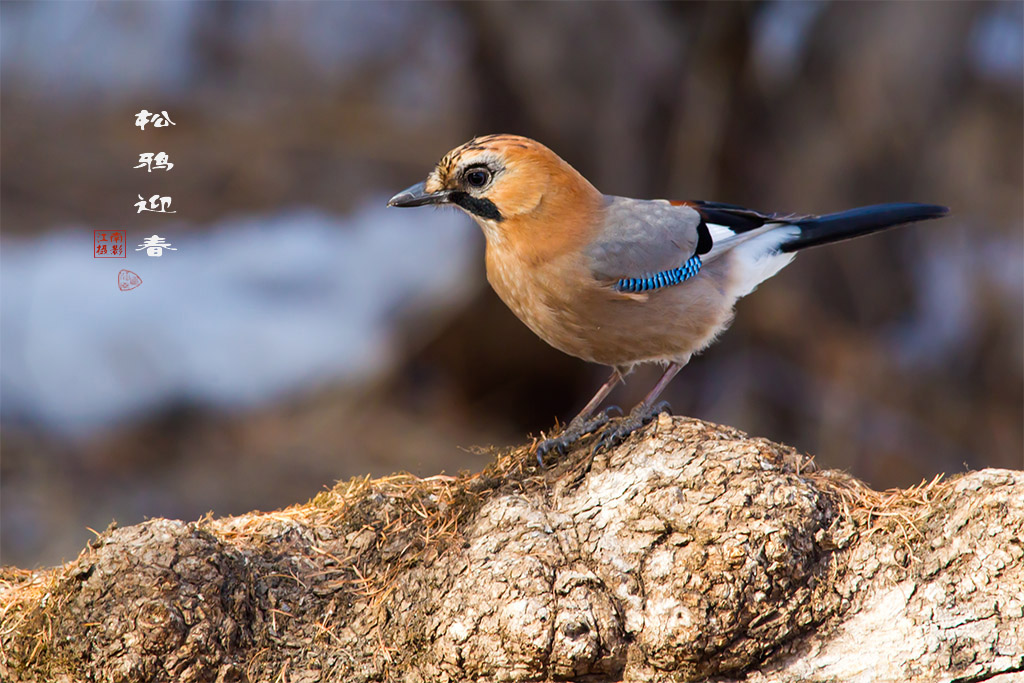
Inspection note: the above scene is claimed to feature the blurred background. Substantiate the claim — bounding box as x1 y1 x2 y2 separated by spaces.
1 1 1021 569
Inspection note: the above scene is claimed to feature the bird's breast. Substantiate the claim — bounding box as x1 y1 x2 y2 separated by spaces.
485 246 600 360
484 244 737 367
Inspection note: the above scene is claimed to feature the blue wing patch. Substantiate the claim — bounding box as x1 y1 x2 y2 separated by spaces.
615 255 702 293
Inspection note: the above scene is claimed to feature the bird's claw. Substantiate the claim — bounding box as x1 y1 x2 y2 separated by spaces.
591 401 673 455
649 401 671 417
601 405 624 418
535 407 620 467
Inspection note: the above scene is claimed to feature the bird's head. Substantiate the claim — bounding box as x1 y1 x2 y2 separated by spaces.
388 134 601 247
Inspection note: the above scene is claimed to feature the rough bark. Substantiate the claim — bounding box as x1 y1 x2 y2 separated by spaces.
2 416 1022 682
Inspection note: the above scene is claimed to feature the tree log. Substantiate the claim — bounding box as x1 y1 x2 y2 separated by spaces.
2 416 1022 682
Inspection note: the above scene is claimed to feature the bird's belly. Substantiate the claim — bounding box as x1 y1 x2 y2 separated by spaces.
487 256 734 368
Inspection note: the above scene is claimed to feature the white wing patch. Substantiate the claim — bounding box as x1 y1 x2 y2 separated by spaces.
706 222 737 243
723 223 800 298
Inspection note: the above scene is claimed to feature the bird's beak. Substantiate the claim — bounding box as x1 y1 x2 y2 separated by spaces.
387 181 450 208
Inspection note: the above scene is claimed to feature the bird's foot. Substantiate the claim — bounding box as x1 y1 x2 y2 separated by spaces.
592 401 672 454
535 406 622 466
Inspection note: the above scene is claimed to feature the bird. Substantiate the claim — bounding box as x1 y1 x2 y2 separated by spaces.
387 134 948 464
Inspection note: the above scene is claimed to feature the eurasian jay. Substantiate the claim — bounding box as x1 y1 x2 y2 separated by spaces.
388 134 948 463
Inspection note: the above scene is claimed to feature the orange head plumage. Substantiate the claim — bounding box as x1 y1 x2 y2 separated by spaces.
388 134 603 260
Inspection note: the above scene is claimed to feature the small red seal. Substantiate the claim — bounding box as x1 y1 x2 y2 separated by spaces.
95 230 127 258
118 269 142 291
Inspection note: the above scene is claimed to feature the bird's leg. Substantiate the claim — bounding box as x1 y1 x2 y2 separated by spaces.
535 368 623 465
567 368 624 429
593 361 685 453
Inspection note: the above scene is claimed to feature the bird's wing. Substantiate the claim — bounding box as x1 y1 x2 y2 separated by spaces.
585 198 809 295
584 196 713 283
685 200 811 260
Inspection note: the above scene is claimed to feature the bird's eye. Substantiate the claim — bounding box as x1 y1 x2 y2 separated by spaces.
465 168 491 188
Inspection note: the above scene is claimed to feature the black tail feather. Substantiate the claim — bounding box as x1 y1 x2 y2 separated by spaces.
780 202 948 253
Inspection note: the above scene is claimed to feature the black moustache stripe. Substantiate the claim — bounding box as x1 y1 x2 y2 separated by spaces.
449 192 503 221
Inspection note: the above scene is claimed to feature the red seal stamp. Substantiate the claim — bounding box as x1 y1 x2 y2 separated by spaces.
118 269 143 291
95 230 127 258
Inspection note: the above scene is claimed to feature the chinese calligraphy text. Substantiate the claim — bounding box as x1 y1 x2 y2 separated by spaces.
135 110 176 130
136 235 177 257
135 152 174 172
94 230 127 258
135 195 176 214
